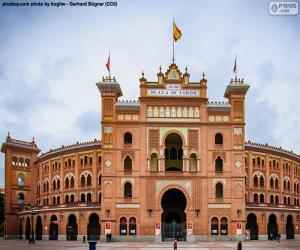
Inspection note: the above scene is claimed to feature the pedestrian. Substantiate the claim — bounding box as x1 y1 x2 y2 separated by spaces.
237 240 242 250
277 233 281 243
173 239 177 250
106 233 109 242
83 235 86 243
109 232 112 242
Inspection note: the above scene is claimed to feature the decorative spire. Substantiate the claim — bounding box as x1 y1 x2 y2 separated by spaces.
142 70 144 78
185 66 188 73
202 71 206 79
6 131 11 140
159 65 162 73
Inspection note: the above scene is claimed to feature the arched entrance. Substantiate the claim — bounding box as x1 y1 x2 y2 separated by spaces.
161 188 187 241
165 133 183 171
49 215 58 240
286 215 294 239
267 214 278 240
25 217 31 240
87 213 100 240
18 218 23 239
66 214 78 241
246 213 258 240
35 216 43 240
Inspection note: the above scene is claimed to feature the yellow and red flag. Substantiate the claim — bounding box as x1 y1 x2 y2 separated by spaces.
173 22 182 42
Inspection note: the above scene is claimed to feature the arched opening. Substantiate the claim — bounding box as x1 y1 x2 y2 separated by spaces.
150 153 158 171
87 175 92 186
18 218 23 239
124 182 132 198
270 178 274 188
260 176 264 187
124 132 132 144
18 192 25 205
275 179 279 189
161 188 187 241
215 133 223 145
87 193 92 203
267 214 278 240
165 133 183 171
253 176 258 186
65 178 69 188
80 175 85 186
246 213 258 240
81 193 86 202
286 215 294 239
189 154 197 172
211 217 218 235
220 217 228 235
65 195 70 203
270 195 274 204
129 217 137 235
120 217 127 235
17 174 25 187
87 213 100 240
215 182 223 199
259 194 264 203
66 214 78 241
49 215 58 240
254 193 258 203
70 194 74 203
70 176 74 187
35 216 43 240
25 217 31 240
215 156 223 172
124 156 132 173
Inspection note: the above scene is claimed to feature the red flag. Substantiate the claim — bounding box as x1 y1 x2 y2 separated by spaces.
233 57 237 73
106 53 110 73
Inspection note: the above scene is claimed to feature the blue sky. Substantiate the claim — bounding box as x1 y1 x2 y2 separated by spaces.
0 0 300 186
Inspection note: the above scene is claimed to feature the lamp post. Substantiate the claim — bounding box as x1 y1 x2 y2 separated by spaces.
29 205 37 244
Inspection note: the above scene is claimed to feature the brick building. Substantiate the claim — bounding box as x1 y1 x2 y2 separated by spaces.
1 63 300 241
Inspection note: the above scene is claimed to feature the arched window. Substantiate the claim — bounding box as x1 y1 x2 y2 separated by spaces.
65 195 69 203
254 193 258 203
87 193 92 203
260 194 264 203
124 132 132 144
70 176 74 188
257 157 261 165
87 175 92 186
260 176 264 187
57 196 60 204
12 156 18 166
98 193 101 203
253 158 256 165
68 159 71 167
270 195 274 204
98 174 102 185
84 156 88 165
220 217 228 235
216 182 223 198
124 156 132 172
129 217 137 235
18 193 25 204
65 178 70 188
150 153 158 171
215 133 223 145
70 194 74 203
284 196 287 204
124 182 132 198
254 176 258 187
25 159 30 167
81 175 85 186
270 178 274 188
211 217 218 235
275 178 279 189
120 217 127 235
57 179 60 190
189 153 197 172
81 193 86 202
17 174 25 187
215 156 223 172
53 196 56 204
275 195 279 204
53 180 56 190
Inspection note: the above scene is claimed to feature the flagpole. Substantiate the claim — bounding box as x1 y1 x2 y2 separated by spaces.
235 54 237 79
109 51 111 79
172 18 175 63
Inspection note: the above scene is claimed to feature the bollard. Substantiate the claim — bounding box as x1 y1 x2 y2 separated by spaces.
88 241 97 250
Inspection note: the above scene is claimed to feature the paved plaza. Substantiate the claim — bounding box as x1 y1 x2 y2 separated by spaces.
0 240 300 250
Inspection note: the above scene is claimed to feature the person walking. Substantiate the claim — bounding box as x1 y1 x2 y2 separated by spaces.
237 240 242 250
173 239 177 250
82 235 86 243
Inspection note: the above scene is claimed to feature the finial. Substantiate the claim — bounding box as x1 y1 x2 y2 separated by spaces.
159 65 162 73
142 70 144 78
32 136 35 143
185 65 188 73
6 131 11 140
202 71 205 79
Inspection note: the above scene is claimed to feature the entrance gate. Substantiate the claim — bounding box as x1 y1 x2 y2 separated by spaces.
162 221 186 241
161 188 187 241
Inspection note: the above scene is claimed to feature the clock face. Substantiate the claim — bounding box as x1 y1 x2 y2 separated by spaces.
105 160 112 168
167 69 179 80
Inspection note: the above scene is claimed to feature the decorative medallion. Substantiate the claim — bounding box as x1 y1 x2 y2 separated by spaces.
105 160 112 168
235 160 242 168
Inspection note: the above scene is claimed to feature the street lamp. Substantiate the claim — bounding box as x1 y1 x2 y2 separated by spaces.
28 204 37 244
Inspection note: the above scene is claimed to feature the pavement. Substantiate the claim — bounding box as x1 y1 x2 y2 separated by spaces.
0 240 300 250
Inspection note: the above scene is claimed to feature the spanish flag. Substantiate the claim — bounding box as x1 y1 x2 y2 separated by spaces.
173 22 182 42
